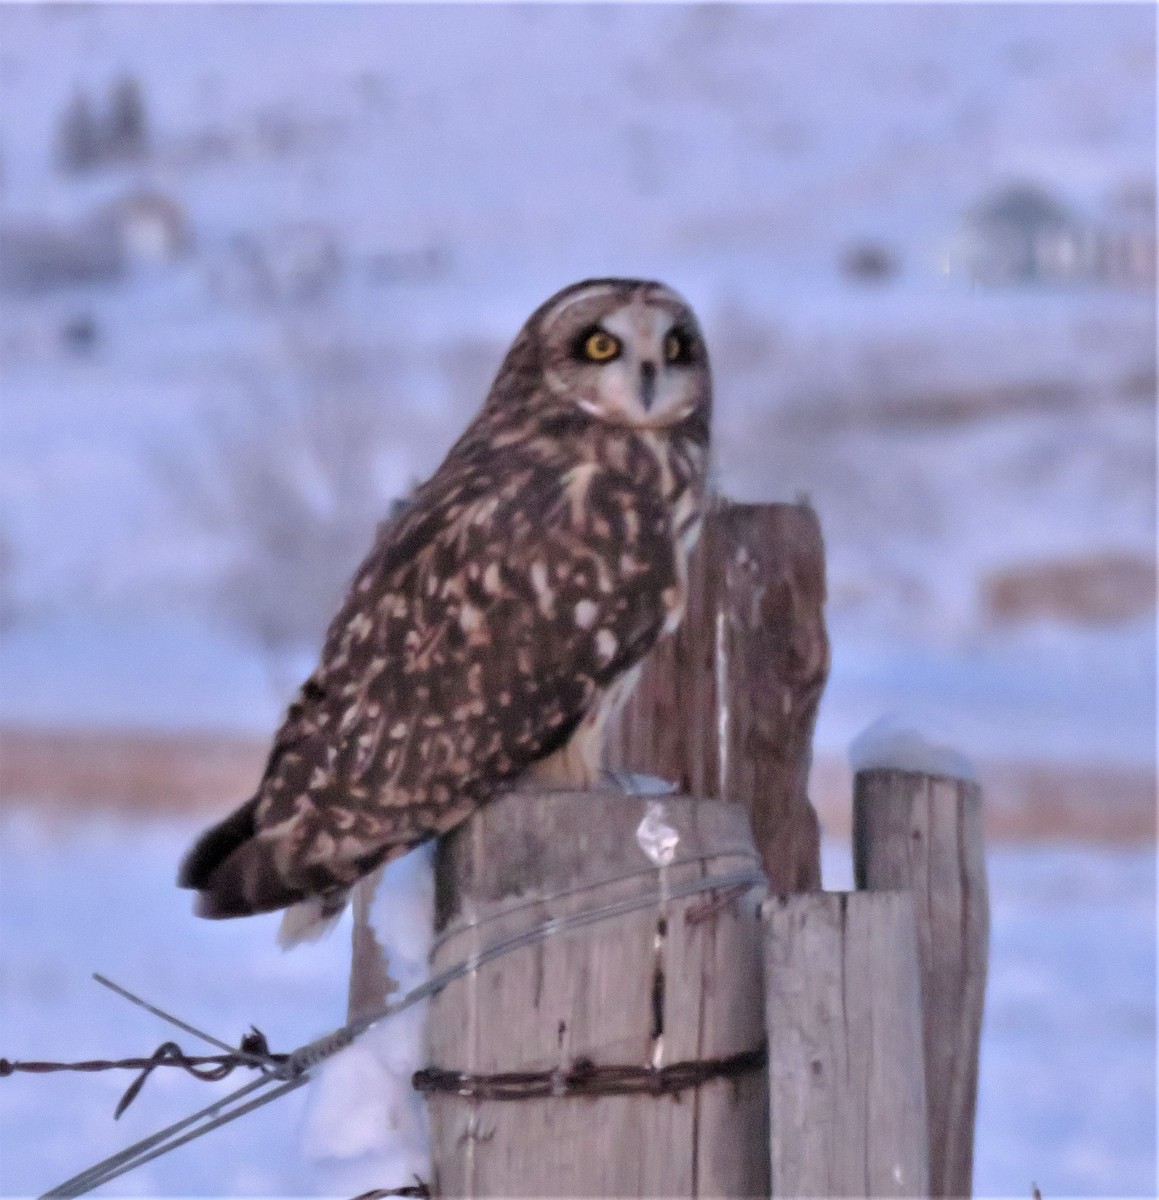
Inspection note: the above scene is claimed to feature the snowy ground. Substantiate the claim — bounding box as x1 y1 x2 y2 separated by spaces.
0 11 1154 1189
0 810 1153 1198
0 2 1155 776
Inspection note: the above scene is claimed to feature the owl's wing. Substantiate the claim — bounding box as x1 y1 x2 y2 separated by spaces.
179 451 680 920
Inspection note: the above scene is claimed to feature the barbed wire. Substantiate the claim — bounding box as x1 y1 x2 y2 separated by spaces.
11 861 766 1198
413 1040 768 1101
0 1027 285 1119
349 1180 430 1200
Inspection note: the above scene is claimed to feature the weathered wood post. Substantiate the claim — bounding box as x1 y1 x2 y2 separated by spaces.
763 891 929 1198
423 788 769 1197
853 768 990 1198
347 864 392 1023
607 497 830 893
346 496 834 1194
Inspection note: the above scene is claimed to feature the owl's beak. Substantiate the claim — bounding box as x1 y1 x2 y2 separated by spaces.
639 361 657 411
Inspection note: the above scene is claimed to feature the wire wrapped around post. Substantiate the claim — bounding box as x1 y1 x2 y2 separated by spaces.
413 1041 767 1100
425 787 770 1198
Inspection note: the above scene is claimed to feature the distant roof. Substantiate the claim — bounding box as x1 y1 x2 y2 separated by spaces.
968 184 1076 232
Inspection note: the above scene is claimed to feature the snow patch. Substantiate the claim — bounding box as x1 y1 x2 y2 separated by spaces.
848 711 978 782
300 1005 430 1189
299 845 434 1186
0 814 1153 1194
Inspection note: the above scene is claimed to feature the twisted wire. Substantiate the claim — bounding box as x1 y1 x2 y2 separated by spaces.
33 861 766 1198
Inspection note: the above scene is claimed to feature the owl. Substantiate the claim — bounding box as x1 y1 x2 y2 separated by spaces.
179 278 712 944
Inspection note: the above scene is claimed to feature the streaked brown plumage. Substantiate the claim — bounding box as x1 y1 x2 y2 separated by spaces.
179 278 711 942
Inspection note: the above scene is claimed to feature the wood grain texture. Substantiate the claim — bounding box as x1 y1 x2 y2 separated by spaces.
763 891 929 1198
606 498 829 893
426 787 769 1198
853 769 990 1199
346 865 393 1023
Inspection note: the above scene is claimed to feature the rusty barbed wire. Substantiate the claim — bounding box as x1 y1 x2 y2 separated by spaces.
349 1179 430 1200
412 1040 767 1101
11 861 766 1198
1 1029 286 1118
684 880 757 926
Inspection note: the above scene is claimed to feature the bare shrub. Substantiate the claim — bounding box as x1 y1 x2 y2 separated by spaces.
106 74 149 161
840 241 899 284
0 220 122 293
153 331 412 682
204 223 344 309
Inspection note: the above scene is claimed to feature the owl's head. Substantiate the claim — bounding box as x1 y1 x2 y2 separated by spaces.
520 278 711 432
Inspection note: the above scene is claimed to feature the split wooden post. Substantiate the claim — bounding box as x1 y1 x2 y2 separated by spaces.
424 787 769 1198
763 891 929 1198
607 498 830 893
853 769 990 1198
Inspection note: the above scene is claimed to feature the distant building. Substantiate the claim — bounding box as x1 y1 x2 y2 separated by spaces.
0 189 188 294
0 219 122 294
959 183 1087 285
1099 178 1156 290
951 181 1155 290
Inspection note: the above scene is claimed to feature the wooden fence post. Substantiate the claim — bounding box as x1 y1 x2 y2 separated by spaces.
763 891 929 1198
346 494 835 1193
346 864 392 1023
853 768 990 1198
424 788 769 1198
607 498 830 893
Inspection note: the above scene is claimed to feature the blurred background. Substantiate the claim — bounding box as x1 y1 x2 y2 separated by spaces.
0 4 1154 1196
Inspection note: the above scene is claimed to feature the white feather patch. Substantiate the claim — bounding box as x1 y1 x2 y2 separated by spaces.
278 896 347 950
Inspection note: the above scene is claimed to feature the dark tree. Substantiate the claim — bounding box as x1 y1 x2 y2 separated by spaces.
57 91 102 173
106 74 149 160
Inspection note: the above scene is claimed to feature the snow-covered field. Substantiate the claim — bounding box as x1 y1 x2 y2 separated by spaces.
0 810 1153 1198
0 10 1153 1190
0 2 1155 772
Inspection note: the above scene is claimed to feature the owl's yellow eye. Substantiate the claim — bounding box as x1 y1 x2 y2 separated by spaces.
581 330 621 362
665 330 691 364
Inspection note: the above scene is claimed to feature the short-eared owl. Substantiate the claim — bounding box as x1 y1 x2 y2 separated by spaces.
180 278 711 942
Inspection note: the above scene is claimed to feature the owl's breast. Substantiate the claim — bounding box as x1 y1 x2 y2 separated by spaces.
605 426 707 635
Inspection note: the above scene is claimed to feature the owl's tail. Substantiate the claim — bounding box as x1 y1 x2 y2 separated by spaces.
177 797 261 908
178 798 349 933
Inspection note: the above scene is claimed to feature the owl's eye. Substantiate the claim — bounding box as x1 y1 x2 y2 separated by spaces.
664 329 694 364
578 329 622 362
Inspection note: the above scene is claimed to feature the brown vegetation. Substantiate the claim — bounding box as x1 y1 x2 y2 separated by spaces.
0 726 265 817
983 552 1157 626
0 727 1152 843
810 753 1155 844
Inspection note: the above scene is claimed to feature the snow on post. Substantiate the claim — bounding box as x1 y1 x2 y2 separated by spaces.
851 714 989 1199
849 712 978 783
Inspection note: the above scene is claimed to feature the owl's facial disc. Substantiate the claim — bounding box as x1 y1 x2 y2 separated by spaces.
572 299 703 429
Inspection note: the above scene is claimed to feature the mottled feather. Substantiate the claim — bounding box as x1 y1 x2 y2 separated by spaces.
179 278 711 933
